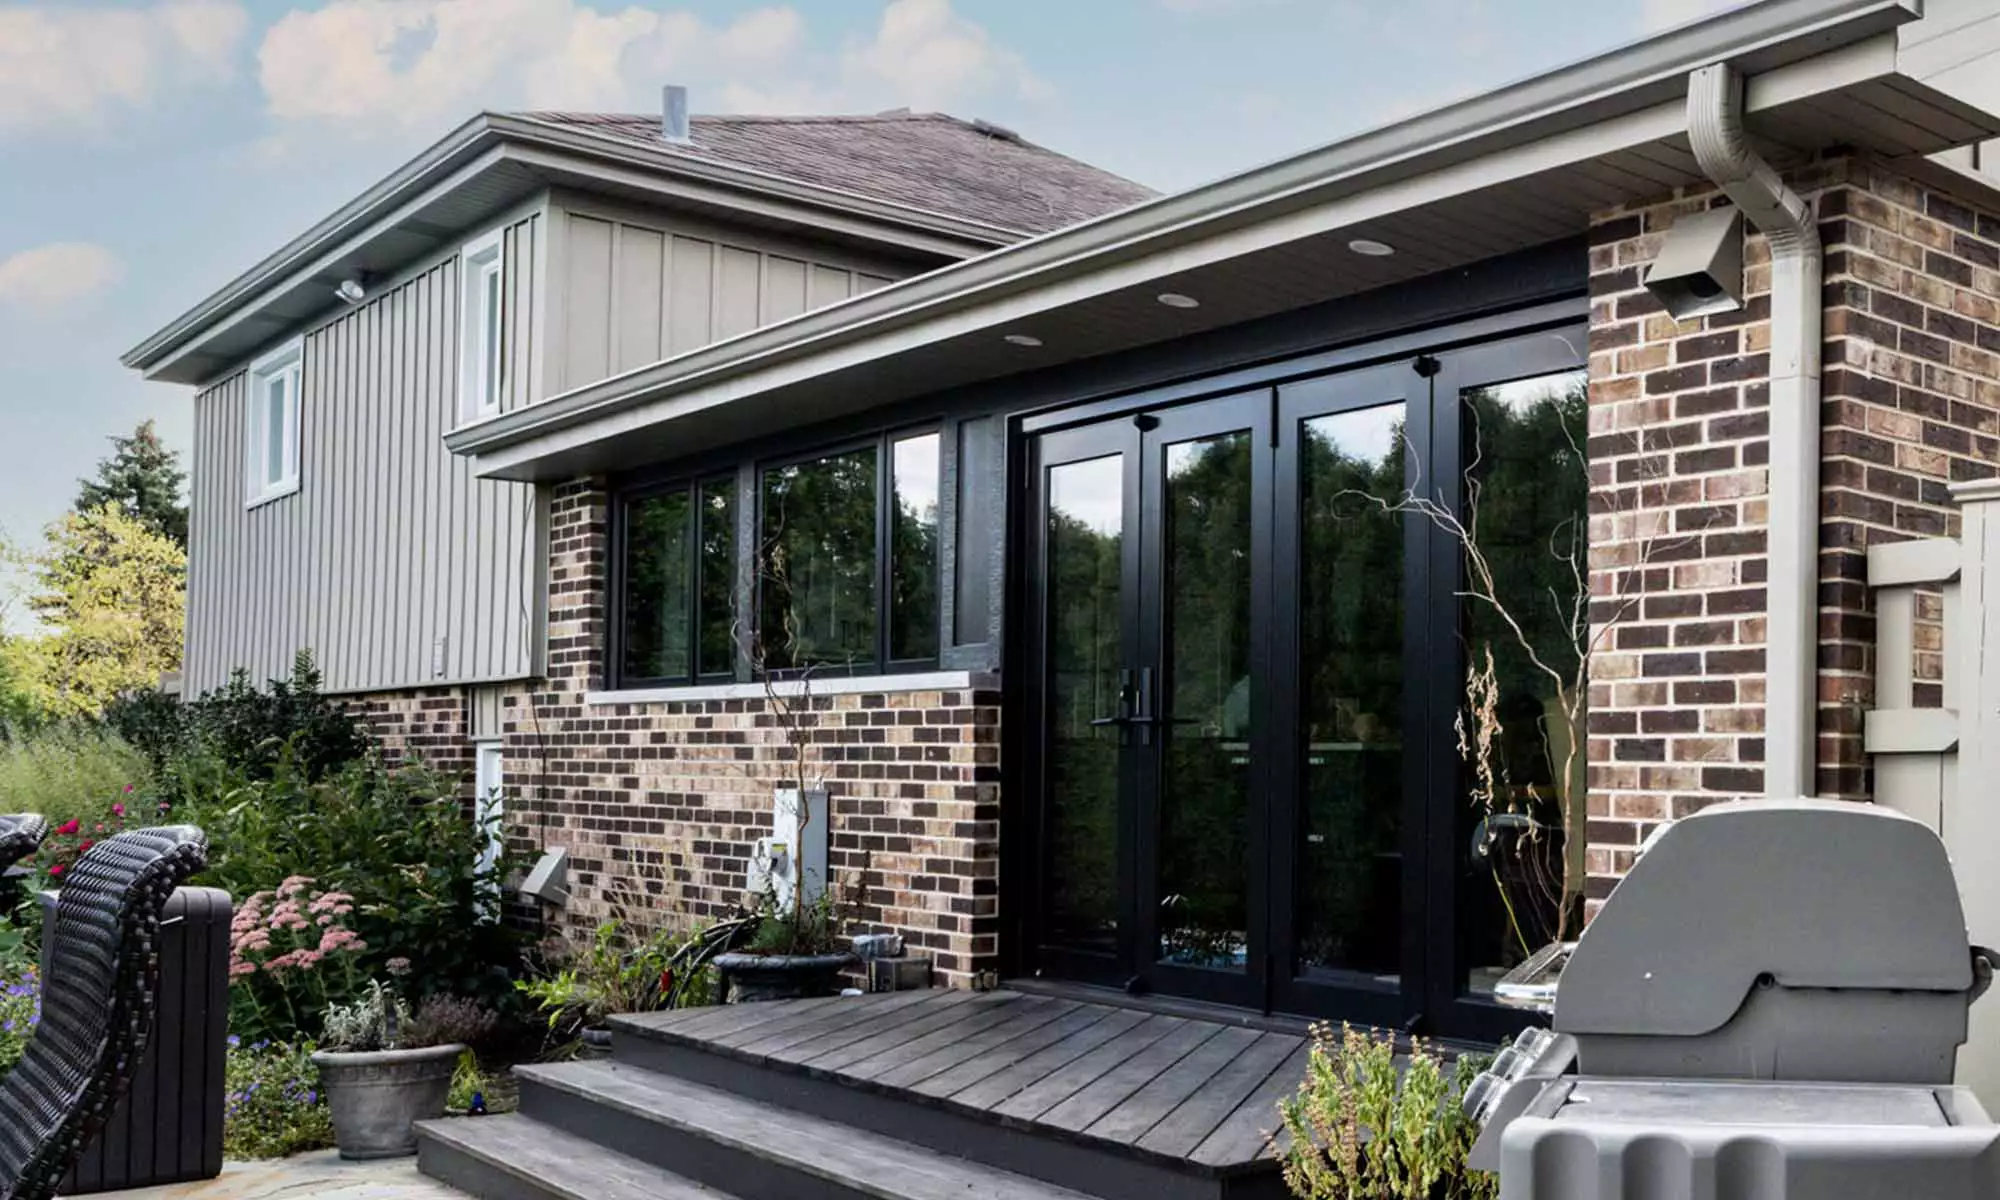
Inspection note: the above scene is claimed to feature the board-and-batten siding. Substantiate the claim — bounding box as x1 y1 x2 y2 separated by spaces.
553 208 902 393
184 216 542 696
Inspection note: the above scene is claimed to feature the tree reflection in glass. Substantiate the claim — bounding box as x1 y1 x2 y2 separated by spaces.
1044 455 1123 955
760 448 877 669
1297 403 1406 981
1158 432 1253 970
623 489 693 682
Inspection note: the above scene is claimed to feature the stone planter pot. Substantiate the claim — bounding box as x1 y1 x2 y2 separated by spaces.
311 1043 465 1159
713 951 857 1002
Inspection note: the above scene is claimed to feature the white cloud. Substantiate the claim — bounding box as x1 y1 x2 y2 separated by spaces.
0 2 247 138
1640 0 1741 32
255 0 1042 141
841 0 1047 111
0 243 123 311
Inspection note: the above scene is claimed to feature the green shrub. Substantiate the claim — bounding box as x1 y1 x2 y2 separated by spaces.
106 652 369 798
183 753 526 1009
1278 1023 1496 1200
0 723 151 830
222 1040 334 1160
519 921 715 1042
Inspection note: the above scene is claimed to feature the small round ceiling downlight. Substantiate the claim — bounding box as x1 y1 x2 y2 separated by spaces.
1347 238 1396 257
1156 292 1200 309
1004 333 1044 347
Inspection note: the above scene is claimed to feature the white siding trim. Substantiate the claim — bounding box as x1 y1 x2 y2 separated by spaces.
244 337 303 507
587 670 998 707
459 225 507 422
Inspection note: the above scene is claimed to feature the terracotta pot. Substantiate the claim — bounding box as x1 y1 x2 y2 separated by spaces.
311 1043 464 1159
712 951 856 1002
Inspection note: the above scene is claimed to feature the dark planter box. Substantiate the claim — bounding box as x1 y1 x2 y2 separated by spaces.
40 886 231 1194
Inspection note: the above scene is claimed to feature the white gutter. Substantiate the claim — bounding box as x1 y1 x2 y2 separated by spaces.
1686 62 1822 800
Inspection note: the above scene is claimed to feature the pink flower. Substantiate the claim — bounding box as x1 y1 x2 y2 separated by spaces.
386 957 413 977
278 876 315 899
77 840 94 853
228 960 256 979
122 785 134 794
111 803 126 817
48 864 63 878
318 927 363 954
308 891 355 916
56 820 80 836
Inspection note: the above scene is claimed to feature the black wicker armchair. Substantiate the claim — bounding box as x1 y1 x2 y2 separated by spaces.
0 825 208 1200
0 814 47 874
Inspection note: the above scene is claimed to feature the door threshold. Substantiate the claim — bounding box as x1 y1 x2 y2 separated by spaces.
1001 977 1501 1056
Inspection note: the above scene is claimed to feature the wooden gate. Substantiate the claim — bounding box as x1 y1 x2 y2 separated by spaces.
1868 477 2000 1103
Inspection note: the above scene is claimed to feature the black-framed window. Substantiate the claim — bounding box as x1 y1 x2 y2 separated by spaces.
618 475 736 686
758 429 941 673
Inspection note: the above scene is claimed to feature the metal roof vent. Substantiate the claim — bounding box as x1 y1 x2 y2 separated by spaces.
662 85 691 144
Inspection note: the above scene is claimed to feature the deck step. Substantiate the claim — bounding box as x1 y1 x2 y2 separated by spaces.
416 1113 732 1200
516 1058 1101 1200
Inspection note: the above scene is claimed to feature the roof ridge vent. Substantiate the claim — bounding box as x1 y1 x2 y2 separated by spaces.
662 85 691 143
970 117 1022 144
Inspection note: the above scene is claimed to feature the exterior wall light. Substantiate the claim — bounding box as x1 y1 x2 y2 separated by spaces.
1004 333 1044 347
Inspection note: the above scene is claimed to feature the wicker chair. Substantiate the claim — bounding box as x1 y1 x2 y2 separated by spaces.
0 825 208 1200
0 814 47 874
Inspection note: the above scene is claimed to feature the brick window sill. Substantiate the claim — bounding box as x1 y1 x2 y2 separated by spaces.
584 671 1000 707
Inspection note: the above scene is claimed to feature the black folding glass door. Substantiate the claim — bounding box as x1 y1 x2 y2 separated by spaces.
1020 324 1587 1039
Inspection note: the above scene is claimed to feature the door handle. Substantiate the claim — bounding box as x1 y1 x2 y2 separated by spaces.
1090 671 1136 731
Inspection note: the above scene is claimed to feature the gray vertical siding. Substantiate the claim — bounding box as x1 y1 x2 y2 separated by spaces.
549 199 907 395
183 212 544 696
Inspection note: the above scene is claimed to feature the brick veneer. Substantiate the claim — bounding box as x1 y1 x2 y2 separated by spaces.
347 688 474 776
1584 154 2000 909
497 479 1003 986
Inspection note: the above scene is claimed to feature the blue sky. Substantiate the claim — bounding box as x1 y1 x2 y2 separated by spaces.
0 0 1724 621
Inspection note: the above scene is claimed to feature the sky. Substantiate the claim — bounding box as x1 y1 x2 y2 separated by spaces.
0 0 1732 623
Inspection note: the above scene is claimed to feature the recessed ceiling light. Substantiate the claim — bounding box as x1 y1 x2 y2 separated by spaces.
1004 333 1044 347
1156 292 1200 309
1348 238 1396 257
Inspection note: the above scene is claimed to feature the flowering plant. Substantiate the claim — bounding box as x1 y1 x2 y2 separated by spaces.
0 966 39 1079
228 876 369 1043
222 1038 334 1159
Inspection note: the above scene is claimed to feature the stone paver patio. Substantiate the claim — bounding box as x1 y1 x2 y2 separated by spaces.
85 1154 467 1200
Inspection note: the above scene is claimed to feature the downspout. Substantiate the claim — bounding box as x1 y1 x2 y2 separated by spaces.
1685 63 1822 801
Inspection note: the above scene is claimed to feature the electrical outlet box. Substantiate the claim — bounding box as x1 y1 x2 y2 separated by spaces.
757 787 827 910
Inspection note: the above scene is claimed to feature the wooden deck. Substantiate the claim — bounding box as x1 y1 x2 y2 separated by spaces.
613 988 1310 1172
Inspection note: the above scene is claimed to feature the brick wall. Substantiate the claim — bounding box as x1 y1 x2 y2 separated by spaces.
1583 155 2000 909
347 688 473 776
493 479 1004 987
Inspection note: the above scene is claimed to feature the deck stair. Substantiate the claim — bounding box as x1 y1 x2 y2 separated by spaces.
417 989 1305 1200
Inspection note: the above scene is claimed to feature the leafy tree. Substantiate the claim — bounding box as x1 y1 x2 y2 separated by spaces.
75 420 188 549
9 504 185 719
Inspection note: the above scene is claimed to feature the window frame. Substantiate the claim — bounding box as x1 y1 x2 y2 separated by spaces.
754 425 943 679
458 226 507 422
611 473 739 690
244 337 303 508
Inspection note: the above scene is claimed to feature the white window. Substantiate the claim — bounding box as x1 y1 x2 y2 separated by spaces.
245 339 303 506
459 227 507 420
473 740 505 921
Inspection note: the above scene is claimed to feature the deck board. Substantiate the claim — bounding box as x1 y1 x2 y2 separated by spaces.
1189 1041 1312 1166
1137 1030 1303 1158
932 1007 1147 1108
869 999 1084 1089
622 988 1315 1176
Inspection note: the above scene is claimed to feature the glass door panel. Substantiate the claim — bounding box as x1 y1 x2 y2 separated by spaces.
1042 452 1129 961
1153 430 1255 974
1296 403 1406 982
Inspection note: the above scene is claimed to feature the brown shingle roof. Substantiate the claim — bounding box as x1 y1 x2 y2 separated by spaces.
515 109 1157 237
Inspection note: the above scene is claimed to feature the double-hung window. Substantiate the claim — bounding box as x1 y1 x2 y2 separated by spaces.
459 227 506 421
245 338 303 506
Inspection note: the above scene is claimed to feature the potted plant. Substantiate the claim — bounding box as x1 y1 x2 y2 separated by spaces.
712 878 858 1002
311 981 464 1159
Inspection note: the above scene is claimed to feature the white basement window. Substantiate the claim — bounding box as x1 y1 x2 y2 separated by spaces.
459 227 507 420
245 338 303 506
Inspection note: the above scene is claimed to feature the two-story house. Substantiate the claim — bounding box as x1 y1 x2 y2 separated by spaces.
132 0 2000 1091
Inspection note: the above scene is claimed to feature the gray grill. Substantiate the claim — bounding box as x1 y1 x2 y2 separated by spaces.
1464 799 2000 1198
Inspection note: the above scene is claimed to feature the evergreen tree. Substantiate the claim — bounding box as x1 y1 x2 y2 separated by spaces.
76 420 188 548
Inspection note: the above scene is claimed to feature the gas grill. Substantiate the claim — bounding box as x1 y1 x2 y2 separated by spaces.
1464 798 2000 1198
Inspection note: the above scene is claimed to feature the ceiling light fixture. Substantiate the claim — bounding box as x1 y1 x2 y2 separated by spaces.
334 278 368 304
1156 292 1200 309
1004 333 1044 347
1347 238 1396 257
